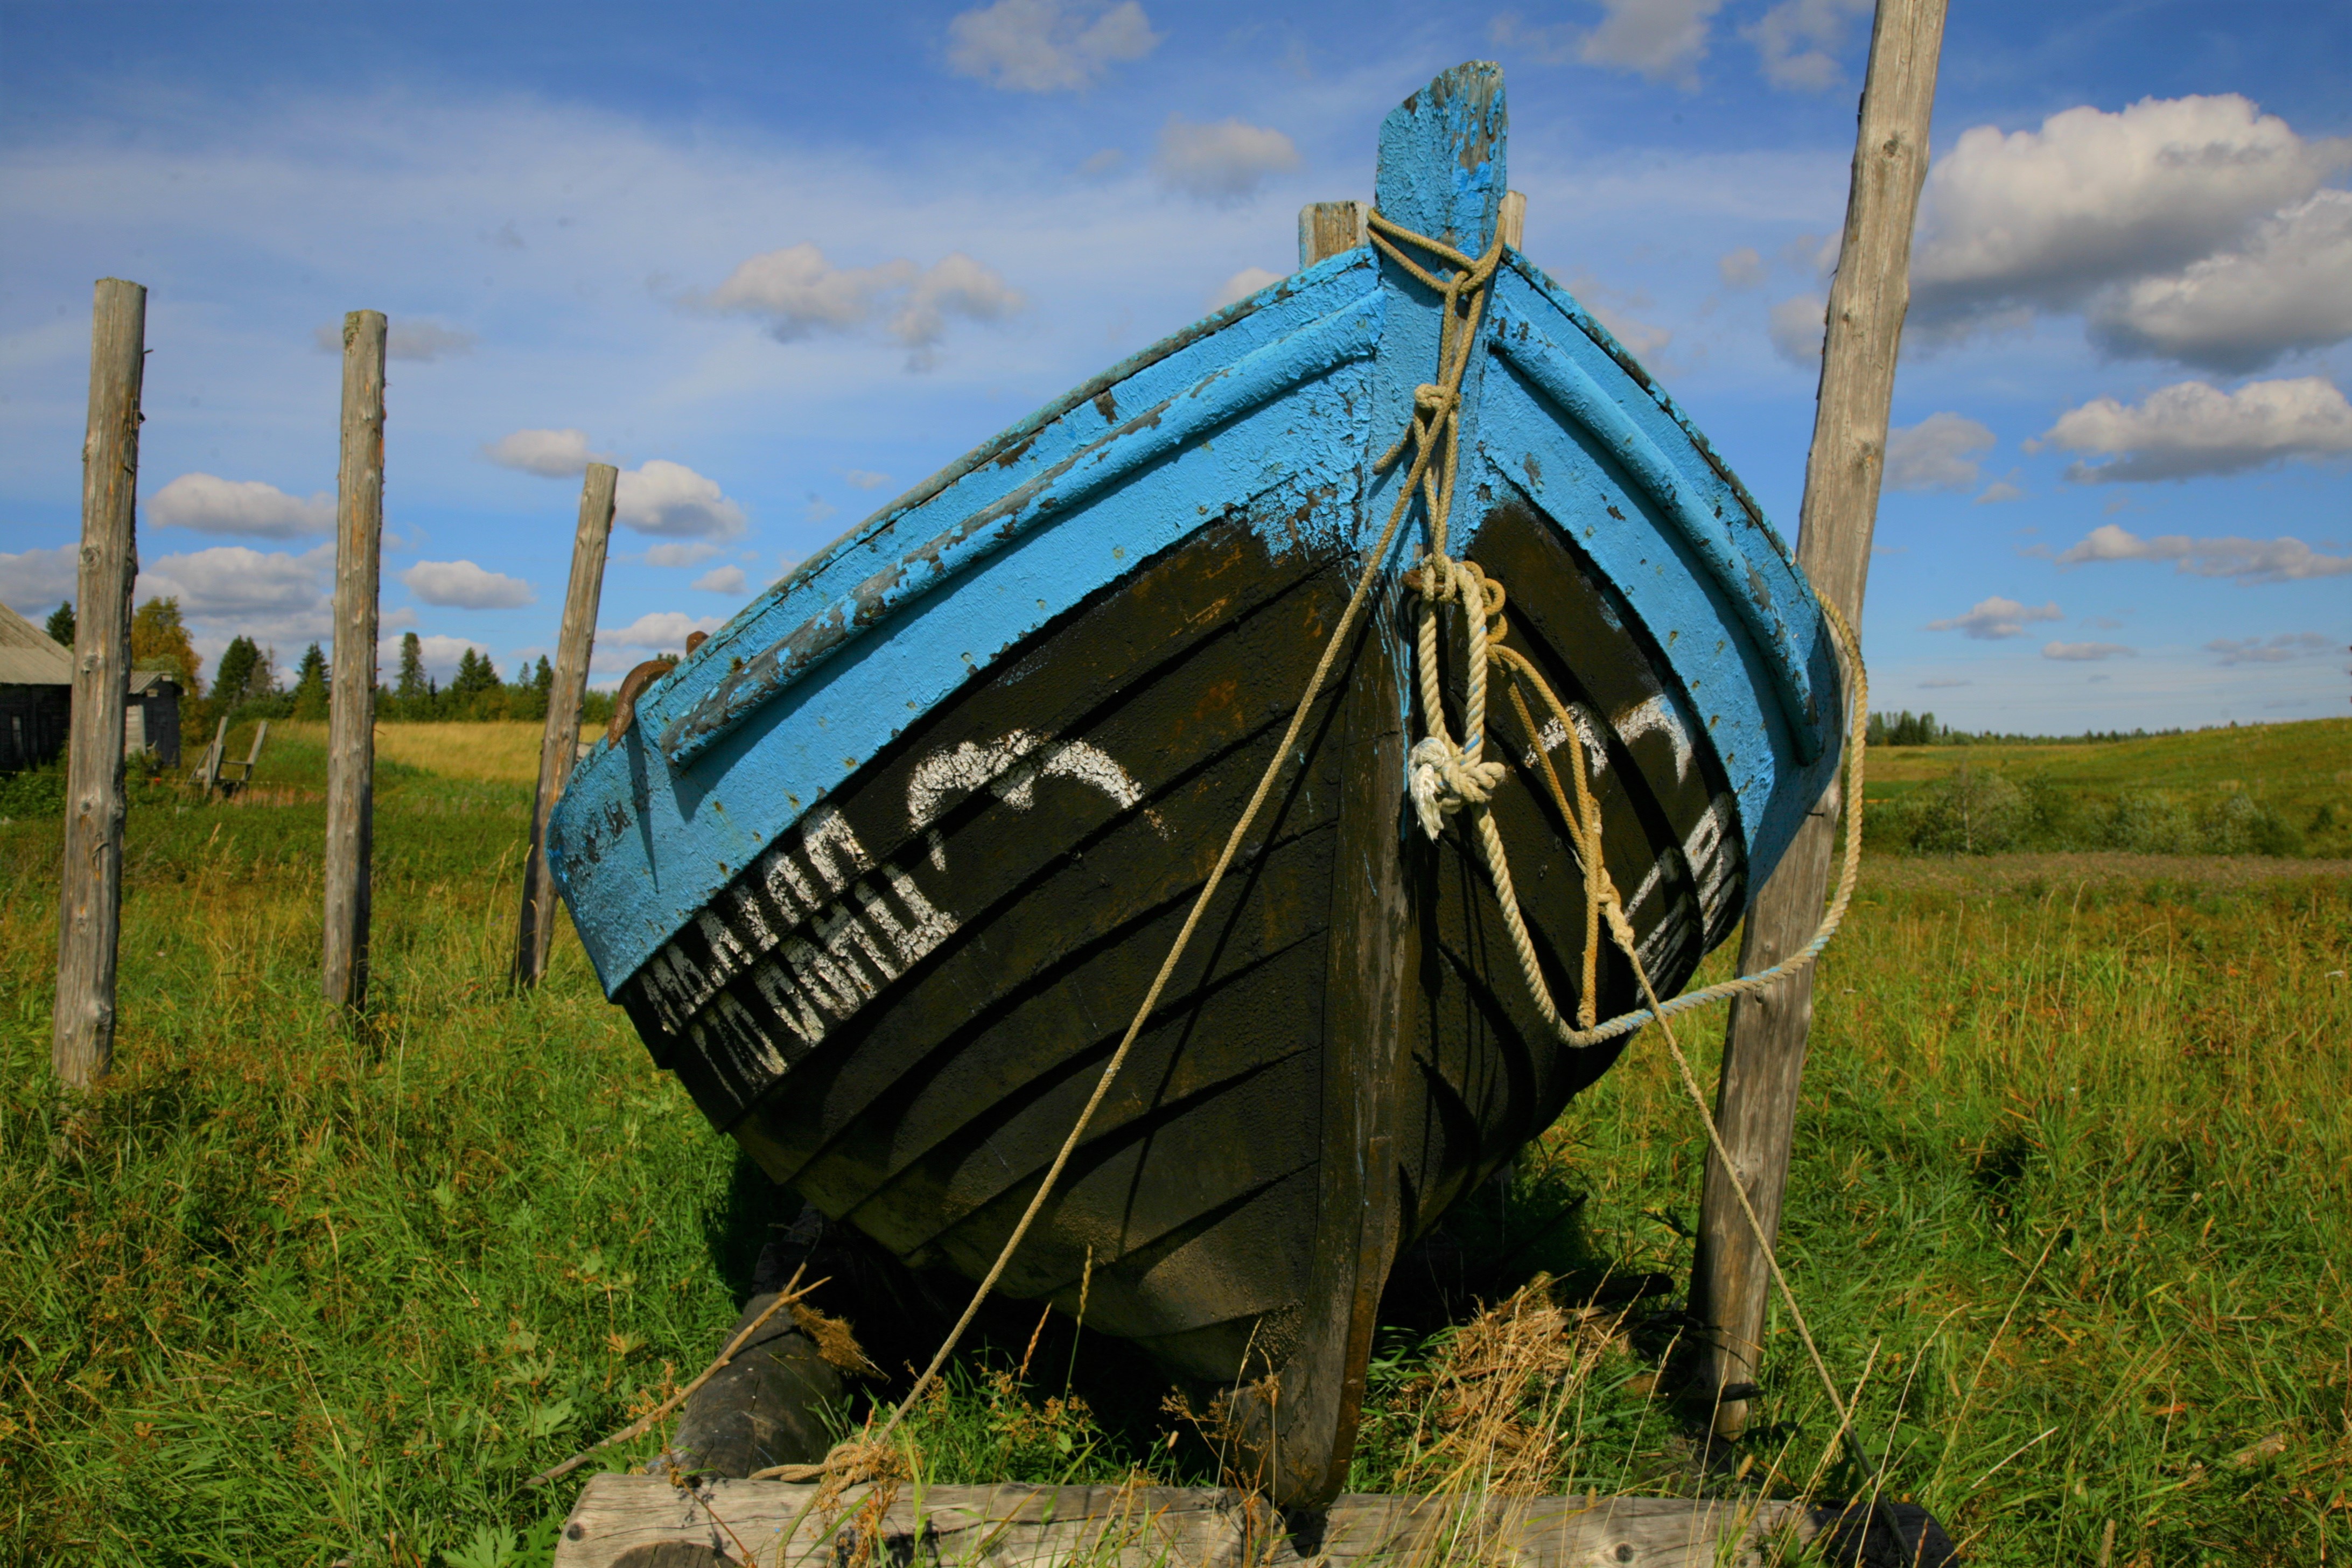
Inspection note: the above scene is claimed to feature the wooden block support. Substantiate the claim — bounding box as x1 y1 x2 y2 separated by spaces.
552 1477 1849 1568
513 461 618 988
1691 0 1947 1437
1297 201 1367 268
52 277 146 1089
323 310 386 1012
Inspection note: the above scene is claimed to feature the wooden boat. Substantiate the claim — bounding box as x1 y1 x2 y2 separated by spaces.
548 62 1844 1507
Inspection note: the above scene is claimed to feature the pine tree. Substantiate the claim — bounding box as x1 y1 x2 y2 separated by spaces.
212 636 261 705
45 601 74 647
293 643 328 720
396 632 427 699
533 655 553 698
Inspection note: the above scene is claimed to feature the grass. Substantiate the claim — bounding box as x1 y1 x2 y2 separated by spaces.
2 722 2347 1565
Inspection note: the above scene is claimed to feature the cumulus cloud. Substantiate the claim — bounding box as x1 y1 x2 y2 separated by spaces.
1909 95 2349 346
1717 246 1764 289
1210 267 1285 310
0 543 80 615
1743 0 1871 92
1927 596 2063 640
2085 190 2352 372
2042 640 2135 661
2206 632 2334 664
1153 116 1300 204
377 631 492 683
1884 412 1996 492
700 243 1023 359
136 544 336 641
599 611 723 651
945 0 1160 92
484 428 614 477
1768 293 1825 366
691 564 749 594
642 542 724 569
149 473 334 539
1495 0 1725 87
1975 477 2025 505
2036 376 2352 481
842 469 893 492
2053 523 2352 584
613 460 748 539
313 319 478 362
398 559 535 609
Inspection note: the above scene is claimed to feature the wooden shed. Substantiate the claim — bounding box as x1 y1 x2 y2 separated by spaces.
125 667 182 765
0 601 73 774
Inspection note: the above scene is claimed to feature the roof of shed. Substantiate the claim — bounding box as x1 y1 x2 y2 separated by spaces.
0 600 74 687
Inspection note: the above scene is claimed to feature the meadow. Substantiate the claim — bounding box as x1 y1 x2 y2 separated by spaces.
1 720 2346 1566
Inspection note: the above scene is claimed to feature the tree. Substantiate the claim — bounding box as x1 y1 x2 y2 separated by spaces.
213 636 261 705
45 601 74 647
130 597 202 695
532 655 553 699
396 632 427 699
451 647 500 700
292 642 328 720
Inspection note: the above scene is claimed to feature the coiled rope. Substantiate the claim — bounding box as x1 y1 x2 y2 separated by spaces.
749 210 1875 1492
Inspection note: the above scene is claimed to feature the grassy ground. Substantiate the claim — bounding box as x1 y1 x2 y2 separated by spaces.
2 723 2346 1565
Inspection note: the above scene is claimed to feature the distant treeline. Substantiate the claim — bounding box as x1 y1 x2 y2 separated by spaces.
195 631 619 733
1867 710 2187 748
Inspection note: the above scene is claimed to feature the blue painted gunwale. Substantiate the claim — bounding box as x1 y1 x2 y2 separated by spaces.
549 77 1840 1002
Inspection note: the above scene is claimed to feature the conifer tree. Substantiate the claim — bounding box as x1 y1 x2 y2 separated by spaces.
45 601 74 647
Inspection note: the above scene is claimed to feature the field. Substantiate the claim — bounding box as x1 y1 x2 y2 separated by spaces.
2 721 2348 1565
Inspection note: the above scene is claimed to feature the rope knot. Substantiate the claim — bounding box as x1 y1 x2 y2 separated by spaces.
1408 733 1508 839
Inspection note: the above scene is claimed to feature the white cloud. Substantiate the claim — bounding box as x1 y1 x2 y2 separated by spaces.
1568 272 1673 362
1493 0 1725 87
598 611 723 650
1927 596 2063 640
1768 293 1825 366
312 319 478 362
2085 190 2352 373
379 631 493 683
136 544 337 641
1717 246 1763 289
2042 640 2134 661
484 428 613 477
1077 148 1125 177
1884 412 1996 492
1210 266 1285 310
642 542 723 569
842 469 894 492
691 564 749 593
0 543 80 616
1910 95 2348 335
2053 522 2352 584
944 0 1160 93
1153 116 1300 204
398 558 535 609
149 473 334 538
803 495 838 526
700 243 1023 357
613 459 748 538
1974 477 2026 505
2038 376 2352 481
2206 633 2335 665
1743 0 1871 92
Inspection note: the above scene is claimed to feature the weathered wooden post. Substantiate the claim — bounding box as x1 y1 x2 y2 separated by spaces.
513 461 617 988
323 311 386 1012
1691 0 1946 1435
52 278 146 1089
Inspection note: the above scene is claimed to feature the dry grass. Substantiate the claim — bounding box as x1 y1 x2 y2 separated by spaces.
274 719 548 785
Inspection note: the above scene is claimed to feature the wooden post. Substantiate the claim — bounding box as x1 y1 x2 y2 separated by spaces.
52 278 146 1089
1691 0 1945 1436
1297 201 1367 268
323 311 386 1011
513 461 617 988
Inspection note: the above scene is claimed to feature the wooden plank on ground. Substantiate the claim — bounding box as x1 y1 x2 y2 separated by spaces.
552 1477 1832 1567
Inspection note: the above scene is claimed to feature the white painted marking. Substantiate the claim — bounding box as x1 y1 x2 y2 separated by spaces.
1613 694 1695 784
906 727 1164 870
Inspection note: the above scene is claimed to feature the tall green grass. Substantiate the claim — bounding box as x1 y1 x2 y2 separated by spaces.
2 727 2346 1565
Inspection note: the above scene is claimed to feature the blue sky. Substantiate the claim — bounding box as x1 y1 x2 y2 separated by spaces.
2 0 2346 729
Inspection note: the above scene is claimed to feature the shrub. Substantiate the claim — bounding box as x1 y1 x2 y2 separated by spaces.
1899 764 2029 855
2105 790 2197 855
2199 791 2302 856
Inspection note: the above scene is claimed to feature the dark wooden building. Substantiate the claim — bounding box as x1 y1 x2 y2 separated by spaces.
0 601 73 774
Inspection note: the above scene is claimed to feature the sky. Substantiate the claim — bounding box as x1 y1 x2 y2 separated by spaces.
1 0 2346 731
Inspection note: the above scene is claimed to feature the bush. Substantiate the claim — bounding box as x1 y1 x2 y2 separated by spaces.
1897 764 2029 855
2104 791 2197 855
2199 792 2302 856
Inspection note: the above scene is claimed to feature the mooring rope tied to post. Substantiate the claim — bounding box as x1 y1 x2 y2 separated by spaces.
749 211 1879 1502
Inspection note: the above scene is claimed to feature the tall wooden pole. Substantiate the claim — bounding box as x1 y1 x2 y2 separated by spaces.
323 311 386 1012
513 462 617 988
52 278 146 1089
1691 0 1945 1437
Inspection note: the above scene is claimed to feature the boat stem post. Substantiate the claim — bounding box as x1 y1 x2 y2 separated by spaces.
1691 0 1945 1438
514 462 618 989
52 277 146 1090
323 311 386 1014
